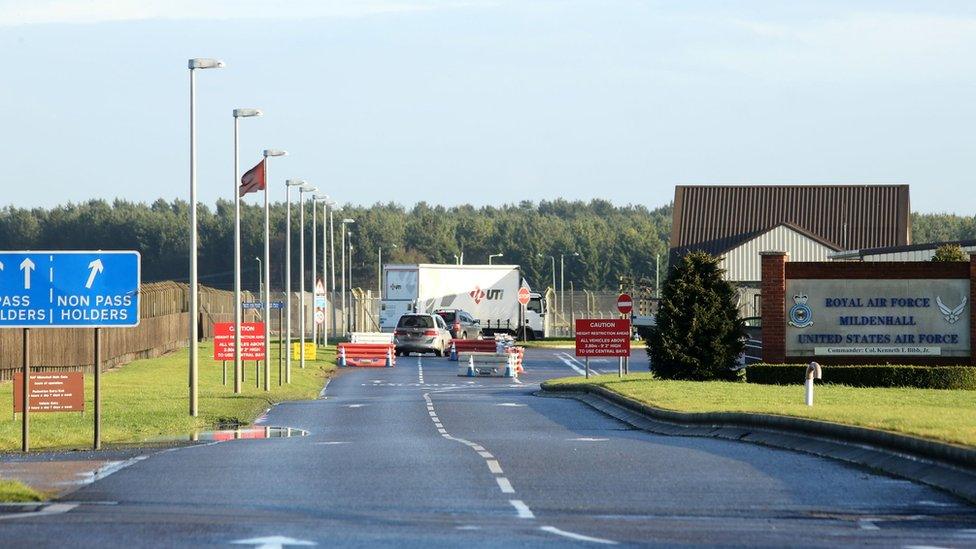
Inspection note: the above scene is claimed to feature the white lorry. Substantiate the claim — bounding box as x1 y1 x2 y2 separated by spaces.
379 264 549 339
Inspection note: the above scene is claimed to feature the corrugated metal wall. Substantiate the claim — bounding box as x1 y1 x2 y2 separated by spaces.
861 244 976 262
719 225 836 282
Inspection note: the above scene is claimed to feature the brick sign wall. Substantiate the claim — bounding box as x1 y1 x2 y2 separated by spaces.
760 252 976 365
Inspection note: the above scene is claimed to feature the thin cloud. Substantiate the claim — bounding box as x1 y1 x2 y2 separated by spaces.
0 0 496 26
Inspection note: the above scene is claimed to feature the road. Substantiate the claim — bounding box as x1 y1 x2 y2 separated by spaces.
2 348 974 547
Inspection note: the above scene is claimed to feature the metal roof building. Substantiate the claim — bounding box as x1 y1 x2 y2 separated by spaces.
669 184 912 315
830 239 976 262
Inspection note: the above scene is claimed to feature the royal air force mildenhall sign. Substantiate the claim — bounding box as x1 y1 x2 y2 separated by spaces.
0 251 140 328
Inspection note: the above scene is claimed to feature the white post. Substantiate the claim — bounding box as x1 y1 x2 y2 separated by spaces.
805 378 814 406
262 162 271 391
311 200 318 347
233 116 242 394
284 184 292 384
321 199 328 346
299 189 306 369
341 225 346 336
188 66 198 416
805 361 822 406
329 208 336 339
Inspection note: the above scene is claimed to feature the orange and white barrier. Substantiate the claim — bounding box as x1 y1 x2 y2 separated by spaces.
337 343 395 368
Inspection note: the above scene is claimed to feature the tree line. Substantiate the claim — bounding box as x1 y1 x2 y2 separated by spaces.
1 200 971 293
0 199 672 293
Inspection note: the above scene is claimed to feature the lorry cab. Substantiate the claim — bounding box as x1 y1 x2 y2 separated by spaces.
524 292 547 340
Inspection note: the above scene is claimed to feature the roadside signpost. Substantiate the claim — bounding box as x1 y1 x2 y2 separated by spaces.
575 318 630 379
0 250 140 452
616 293 633 315
518 287 531 342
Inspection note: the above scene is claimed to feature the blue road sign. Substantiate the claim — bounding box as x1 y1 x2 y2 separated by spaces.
0 251 140 328
243 301 285 310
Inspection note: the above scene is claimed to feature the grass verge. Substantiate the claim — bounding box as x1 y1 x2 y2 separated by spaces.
0 480 44 502
0 340 335 452
544 373 976 447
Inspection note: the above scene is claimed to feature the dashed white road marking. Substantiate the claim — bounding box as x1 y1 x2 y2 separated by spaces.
510 500 535 519
570 437 609 442
555 352 588 376
344 404 367 408
477 451 494 459
496 477 515 493
314 441 350 445
540 526 618 545
497 403 526 407
486 460 503 474
858 518 881 531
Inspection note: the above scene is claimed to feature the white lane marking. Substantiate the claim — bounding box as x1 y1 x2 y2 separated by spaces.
478 451 494 459
562 353 600 376
429 411 437 417
510 500 535 519
314 441 350 445
471 445 486 452
540 526 618 545
903 546 952 549
496 477 515 493
456 525 482 530
486 460 503 474
437 428 448 434
858 518 881 531
0 503 79 522
231 535 316 547
555 353 586 375
344 404 367 408
570 437 609 442
497 403 526 407
917 500 955 507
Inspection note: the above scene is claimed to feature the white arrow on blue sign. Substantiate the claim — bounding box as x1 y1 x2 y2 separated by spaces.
0 251 140 328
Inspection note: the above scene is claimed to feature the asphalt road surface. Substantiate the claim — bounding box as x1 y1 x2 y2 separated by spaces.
2 348 975 547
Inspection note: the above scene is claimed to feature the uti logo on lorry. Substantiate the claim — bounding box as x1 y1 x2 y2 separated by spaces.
469 286 504 305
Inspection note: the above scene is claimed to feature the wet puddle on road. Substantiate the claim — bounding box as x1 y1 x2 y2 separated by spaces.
155 426 309 442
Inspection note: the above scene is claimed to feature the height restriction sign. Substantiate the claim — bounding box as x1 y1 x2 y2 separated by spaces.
575 318 630 357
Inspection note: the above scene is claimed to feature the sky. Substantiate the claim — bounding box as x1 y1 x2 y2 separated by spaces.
1 0 975 213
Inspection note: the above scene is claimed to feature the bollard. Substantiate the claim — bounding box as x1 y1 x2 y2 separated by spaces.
466 355 476 377
504 353 516 378
386 347 393 368
805 361 822 406
450 342 457 361
339 346 347 367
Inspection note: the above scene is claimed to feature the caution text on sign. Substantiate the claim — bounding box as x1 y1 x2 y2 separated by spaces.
213 322 266 360
575 318 631 357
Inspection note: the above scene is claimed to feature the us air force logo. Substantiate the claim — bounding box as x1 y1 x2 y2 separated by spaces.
936 296 967 324
788 294 813 328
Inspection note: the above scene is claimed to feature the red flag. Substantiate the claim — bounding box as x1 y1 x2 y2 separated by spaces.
239 159 266 197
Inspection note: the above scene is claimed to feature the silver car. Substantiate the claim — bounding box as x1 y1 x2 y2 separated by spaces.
394 313 453 357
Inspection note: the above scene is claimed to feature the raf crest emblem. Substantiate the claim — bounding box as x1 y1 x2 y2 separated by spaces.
788 294 814 328
936 296 967 324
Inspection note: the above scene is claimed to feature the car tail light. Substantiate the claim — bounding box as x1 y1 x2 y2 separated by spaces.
394 330 403 335
424 329 438 336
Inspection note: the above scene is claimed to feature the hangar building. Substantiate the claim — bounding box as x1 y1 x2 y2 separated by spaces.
669 184 911 316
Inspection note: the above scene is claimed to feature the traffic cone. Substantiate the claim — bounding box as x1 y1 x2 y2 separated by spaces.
450 341 458 361
339 346 347 367
466 355 476 377
386 347 393 368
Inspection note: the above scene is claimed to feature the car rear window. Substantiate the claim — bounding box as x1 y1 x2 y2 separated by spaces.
398 315 434 329
436 311 457 323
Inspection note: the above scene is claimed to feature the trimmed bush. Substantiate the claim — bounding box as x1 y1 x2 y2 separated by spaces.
645 251 745 381
747 363 976 390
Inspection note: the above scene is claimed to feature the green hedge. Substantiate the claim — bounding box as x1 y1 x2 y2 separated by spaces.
746 363 976 390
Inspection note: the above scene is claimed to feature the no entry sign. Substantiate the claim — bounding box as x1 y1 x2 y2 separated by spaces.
616 293 633 315
575 318 631 357
214 322 266 360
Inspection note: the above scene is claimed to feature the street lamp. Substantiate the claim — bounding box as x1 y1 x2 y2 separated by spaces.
284 179 306 384
231 107 262 396
340 218 355 335
318 196 332 346
560 252 580 325
187 57 223 418
488 253 504 265
327 199 337 339
260 149 287 391
311 194 329 348
298 184 318 370
348 237 354 333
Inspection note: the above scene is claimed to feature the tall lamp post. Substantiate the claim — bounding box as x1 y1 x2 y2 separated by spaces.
340 218 355 335
188 57 224 417
231 107 262 395
298 184 318 369
284 179 306 384
255 257 263 300
488 253 503 265
261 149 287 391
314 195 331 346
348 237 354 333
327 200 337 339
